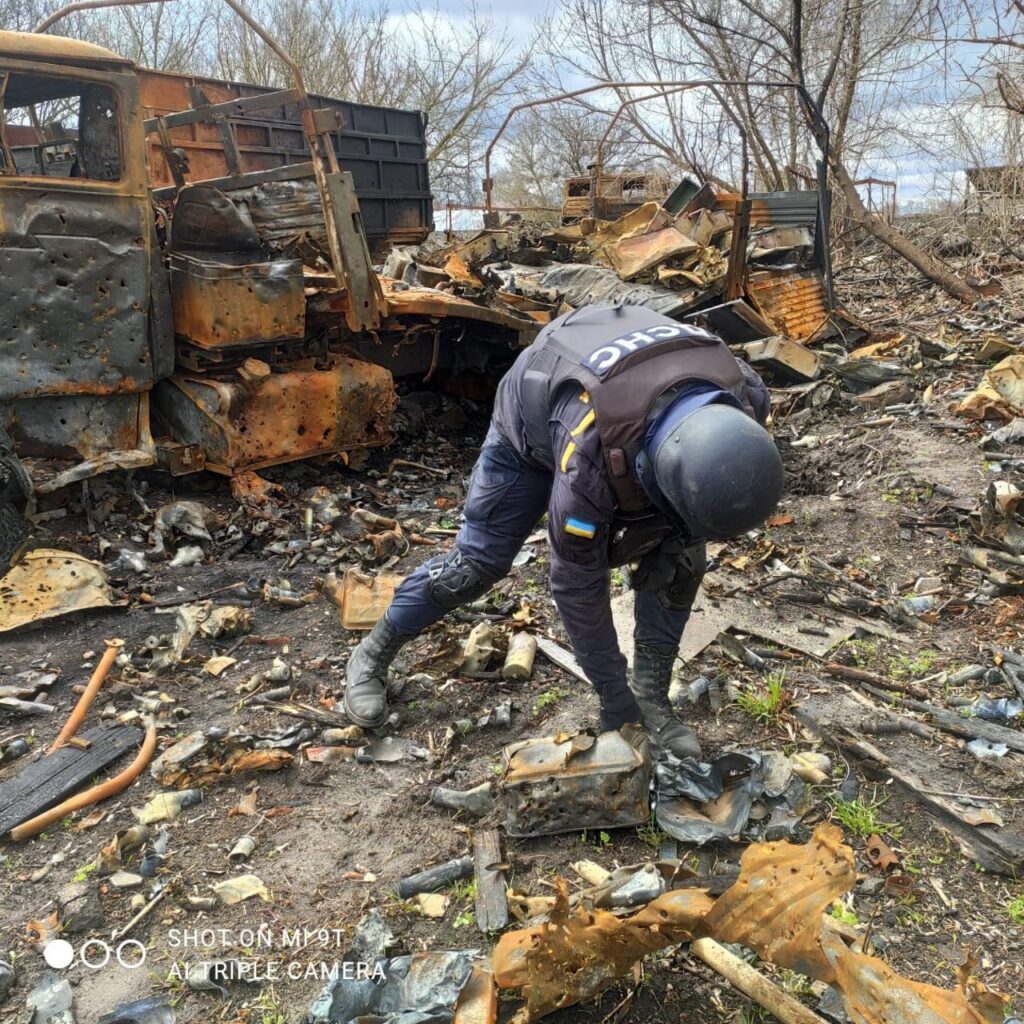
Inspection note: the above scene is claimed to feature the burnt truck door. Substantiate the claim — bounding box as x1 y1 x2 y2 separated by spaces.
0 49 171 475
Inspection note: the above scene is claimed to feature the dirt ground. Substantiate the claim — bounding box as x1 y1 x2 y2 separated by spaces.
2 304 1024 1021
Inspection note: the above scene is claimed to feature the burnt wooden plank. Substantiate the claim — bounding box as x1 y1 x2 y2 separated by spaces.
0 723 142 836
473 829 508 933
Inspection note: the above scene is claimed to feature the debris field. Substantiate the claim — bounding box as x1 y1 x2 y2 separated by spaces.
4 240 1024 1021
2 19 1024 1024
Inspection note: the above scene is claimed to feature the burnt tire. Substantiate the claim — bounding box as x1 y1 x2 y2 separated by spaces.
0 502 28 577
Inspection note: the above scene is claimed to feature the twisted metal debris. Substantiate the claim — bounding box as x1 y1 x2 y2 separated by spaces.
493 824 1007 1023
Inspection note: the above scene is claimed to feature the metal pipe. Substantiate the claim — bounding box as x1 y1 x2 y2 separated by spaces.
594 86 692 180
592 85 750 199
11 721 157 841
35 0 164 33
47 638 124 754
35 0 307 98
217 0 307 98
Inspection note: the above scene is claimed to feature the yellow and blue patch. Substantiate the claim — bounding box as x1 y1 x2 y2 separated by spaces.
564 517 596 539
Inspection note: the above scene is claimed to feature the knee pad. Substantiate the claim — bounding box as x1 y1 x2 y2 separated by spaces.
631 539 707 611
657 542 707 610
426 547 495 610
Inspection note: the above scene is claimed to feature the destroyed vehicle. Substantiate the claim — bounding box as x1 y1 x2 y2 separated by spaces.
561 168 672 223
0 25 534 508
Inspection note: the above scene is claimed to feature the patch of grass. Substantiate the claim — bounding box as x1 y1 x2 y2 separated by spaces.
73 861 98 883
449 877 477 901
636 815 668 850
453 910 474 929
845 638 878 667
534 686 567 714
830 900 859 926
610 569 626 588
829 789 902 839
891 650 939 679
777 968 814 997
253 988 287 1024
737 1008 770 1024
1006 894 1024 924
734 670 789 724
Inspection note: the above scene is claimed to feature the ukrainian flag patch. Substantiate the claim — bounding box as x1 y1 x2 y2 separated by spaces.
565 517 596 539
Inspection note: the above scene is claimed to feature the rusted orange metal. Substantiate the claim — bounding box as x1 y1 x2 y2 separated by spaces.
153 357 395 473
746 268 831 341
170 254 305 349
0 30 131 67
492 824 1008 1024
309 278 538 339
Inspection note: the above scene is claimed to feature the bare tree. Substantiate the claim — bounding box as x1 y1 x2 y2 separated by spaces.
211 0 532 201
535 0 978 301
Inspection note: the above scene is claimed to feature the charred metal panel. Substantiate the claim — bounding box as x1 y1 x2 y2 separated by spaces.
169 253 304 348
499 730 651 838
0 59 158 420
0 190 152 400
152 358 395 472
5 393 144 459
170 184 261 252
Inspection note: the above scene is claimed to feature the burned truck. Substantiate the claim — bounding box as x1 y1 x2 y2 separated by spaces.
0 24 533 569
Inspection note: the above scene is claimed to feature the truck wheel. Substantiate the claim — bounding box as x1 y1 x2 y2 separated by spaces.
0 502 27 576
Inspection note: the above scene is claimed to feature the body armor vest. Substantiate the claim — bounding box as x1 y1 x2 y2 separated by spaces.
518 304 750 512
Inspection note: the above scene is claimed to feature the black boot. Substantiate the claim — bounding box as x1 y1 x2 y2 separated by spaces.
343 617 410 728
630 644 701 760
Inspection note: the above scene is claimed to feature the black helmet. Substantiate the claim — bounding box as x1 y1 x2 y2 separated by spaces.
650 402 783 539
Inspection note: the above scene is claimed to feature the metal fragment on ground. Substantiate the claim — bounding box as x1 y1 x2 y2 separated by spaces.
498 727 650 838
356 736 429 763
97 996 176 1024
492 825 1007 1023
0 550 113 633
304 950 478 1024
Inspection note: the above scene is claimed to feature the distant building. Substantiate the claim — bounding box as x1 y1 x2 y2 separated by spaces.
965 164 1024 213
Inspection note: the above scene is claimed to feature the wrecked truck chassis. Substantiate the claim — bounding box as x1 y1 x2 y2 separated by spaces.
0 7 528 499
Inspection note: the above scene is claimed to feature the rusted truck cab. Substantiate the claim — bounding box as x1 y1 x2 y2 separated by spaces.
0 33 172 479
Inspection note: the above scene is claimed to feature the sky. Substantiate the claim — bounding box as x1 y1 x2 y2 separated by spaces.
423 0 1015 211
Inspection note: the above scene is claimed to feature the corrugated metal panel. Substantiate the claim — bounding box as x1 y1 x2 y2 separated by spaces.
748 191 820 230
746 268 830 341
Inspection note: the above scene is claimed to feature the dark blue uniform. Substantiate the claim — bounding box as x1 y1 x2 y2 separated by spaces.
386 320 770 723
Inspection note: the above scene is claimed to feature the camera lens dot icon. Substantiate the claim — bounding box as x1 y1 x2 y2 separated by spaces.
43 939 75 970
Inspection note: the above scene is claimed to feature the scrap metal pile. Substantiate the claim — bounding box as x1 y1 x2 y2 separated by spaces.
385 180 864 359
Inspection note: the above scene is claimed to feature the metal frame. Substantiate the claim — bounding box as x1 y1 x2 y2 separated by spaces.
36 0 384 331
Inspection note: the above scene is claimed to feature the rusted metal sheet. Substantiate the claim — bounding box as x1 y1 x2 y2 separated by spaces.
561 172 670 223
0 51 163 467
604 225 700 280
718 191 820 231
8 394 147 460
746 268 832 341
136 67 432 251
0 548 112 633
378 284 538 336
498 729 651 838
170 254 305 348
492 824 1008 1023
0 31 132 69
494 883 713 1010
152 358 395 472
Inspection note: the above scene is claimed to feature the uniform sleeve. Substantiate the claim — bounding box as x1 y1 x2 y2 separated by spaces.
545 388 632 711
737 359 772 425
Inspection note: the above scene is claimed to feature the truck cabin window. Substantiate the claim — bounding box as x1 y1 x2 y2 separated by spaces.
0 72 122 181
